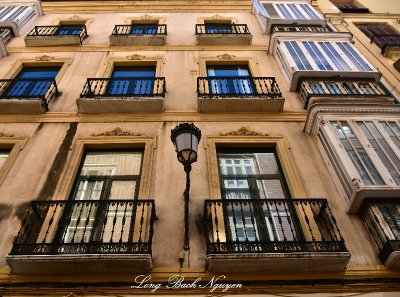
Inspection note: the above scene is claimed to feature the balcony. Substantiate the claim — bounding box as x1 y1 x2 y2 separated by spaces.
110 24 167 46
371 34 400 56
205 199 350 273
0 78 58 114
77 77 165 113
7 199 156 274
361 200 400 270
197 76 284 112
25 25 88 46
195 24 252 45
299 78 393 109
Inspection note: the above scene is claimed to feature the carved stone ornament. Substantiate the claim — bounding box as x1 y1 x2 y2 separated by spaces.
220 127 267 136
35 55 55 62
0 132 14 137
91 127 141 137
127 54 145 60
351 178 362 190
67 15 85 21
211 14 223 20
217 54 236 60
141 14 152 20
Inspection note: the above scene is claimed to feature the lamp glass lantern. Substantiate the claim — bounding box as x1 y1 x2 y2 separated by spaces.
171 123 202 167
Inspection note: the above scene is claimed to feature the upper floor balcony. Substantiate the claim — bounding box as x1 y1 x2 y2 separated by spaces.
7 199 156 274
195 23 252 45
271 37 381 91
252 0 326 34
197 76 284 112
361 200 400 270
77 77 165 113
205 198 350 273
25 25 88 46
0 78 58 114
110 24 167 46
299 78 394 109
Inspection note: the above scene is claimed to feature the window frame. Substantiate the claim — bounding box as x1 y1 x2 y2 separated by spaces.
0 136 28 187
321 117 400 189
54 135 156 201
205 135 306 199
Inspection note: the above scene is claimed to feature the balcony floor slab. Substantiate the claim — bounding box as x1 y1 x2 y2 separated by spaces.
206 252 351 273
6 254 152 274
0 99 46 114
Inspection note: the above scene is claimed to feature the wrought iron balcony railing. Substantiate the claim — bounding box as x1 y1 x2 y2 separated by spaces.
197 77 282 98
10 200 156 256
196 24 250 35
80 77 166 98
299 78 389 108
371 34 400 54
0 78 59 110
112 24 167 35
272 25 330 33
27 25 88 44
205 199 347 254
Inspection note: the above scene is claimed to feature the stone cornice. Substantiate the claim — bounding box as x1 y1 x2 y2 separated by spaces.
0 112 308 123
41 0 252 14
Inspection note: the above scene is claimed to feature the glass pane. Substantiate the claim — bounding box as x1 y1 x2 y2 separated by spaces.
257 179 286 198
81 151 142 176
111 66 156 78
64 203 97 243
130 24 158 34
380 121 400 150
0 151 10 168
110 180 137 199
73 180 104 200
56 26 83 35
358 121 400 185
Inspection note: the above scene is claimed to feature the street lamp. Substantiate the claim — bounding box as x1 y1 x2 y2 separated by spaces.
171 123 202 250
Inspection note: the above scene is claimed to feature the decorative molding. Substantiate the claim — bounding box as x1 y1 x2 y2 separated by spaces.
91 127 141 137
351 178 362 191
217 53 236 60
220 127 268 136
141 14 152 20
0 132 14 137
126 54 145 60
35 55 55 62
66 15 85 21
211 14 224 20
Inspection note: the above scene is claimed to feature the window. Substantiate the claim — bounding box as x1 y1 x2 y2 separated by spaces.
6 66 60 98
55 25 85 36
356 24 400 51
261 2 322 20
130 24 158 35
363 202 400 251
204 21 233 34
106 66 156 96
280 41 374 72
217 149 293 244
329 120 400 187
0 150 10 169
207 65 255 96
331 1 369 13
61 150 143 244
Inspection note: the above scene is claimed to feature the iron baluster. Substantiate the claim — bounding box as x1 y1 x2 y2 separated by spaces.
274 200 288 241
119 201 129 243
42 203 59 244
138 202 146 243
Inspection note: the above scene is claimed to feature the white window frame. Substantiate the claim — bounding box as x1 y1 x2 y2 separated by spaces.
279 40 376 72
323 119 400 188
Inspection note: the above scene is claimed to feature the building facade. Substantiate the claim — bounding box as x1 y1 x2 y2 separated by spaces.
0 0 399 296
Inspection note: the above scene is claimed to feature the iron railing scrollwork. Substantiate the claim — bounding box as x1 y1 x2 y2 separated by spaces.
80 77 166 98
0 78 59 110
27 25 88 44
204 199 348 254
10 199 156 256
197 76 282 98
